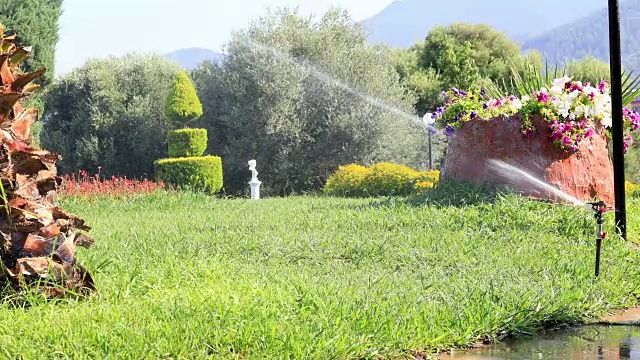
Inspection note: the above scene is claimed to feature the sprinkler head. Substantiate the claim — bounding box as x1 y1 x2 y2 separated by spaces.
587 201 608 213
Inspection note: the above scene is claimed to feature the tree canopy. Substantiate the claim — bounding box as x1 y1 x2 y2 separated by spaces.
192 8 431 194
41 54 182 177
0 0 63 88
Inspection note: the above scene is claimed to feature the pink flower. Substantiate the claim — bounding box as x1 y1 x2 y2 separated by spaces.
584 128 595 137
537 92 550 103
562 136 573 146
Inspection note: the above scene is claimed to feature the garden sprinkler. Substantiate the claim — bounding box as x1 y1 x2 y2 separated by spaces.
587 201 609 277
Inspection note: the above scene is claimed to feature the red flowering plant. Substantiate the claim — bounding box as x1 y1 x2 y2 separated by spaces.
60 169 166 198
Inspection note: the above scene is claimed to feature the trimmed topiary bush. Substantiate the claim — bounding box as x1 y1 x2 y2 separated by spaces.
168 128 208 158
164 71 203 126
155 155 223 194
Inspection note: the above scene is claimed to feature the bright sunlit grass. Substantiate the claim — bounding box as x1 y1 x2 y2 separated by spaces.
1 191 639 359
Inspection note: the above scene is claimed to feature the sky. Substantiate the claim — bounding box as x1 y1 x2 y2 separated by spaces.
55 0 393 75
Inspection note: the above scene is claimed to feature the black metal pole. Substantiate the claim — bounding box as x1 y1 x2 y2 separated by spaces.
428 131 433 169
608 0 627 240
595 211 604 277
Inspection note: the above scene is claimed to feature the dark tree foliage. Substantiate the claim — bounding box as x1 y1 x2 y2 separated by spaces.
0 0 63 88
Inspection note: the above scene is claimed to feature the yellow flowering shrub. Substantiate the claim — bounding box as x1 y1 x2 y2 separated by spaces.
413 180 436 194
323 164 371 197
626 181 640 197
416 170 440 184
324 162 440 197
364 162 420 196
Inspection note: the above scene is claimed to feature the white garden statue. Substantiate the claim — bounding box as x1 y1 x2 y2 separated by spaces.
248 159 261 200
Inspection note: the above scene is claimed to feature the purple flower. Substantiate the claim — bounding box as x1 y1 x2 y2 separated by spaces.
537 92 549 103
562 136 573 146
455 114 461 121
470 111 477 119
551 130 564 139
445 126 455 136
441 91 446 99
480 88 486 96
584 128 595 137
598 80 607 93
570 144 579 152
482 103 488 109
569 83 583 92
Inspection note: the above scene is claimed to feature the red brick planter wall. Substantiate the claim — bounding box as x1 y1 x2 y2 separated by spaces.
440 114 615 206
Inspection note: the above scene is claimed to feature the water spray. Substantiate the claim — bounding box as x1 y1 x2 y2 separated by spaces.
488 160 613 278
587 201 610 277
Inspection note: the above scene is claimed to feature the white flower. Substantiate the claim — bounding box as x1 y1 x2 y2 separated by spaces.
521 95 531 103
553 76 572 88
601 113 612 128
550 86 563 96
557 100 572 118
583 85 597 95
511 98 523 110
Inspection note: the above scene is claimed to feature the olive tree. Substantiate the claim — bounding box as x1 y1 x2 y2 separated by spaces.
192 8 429 194
41 54 182 177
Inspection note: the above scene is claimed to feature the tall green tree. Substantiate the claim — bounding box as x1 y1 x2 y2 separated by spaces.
395 23 541 114
0 0 63 88
41 54 182 177
192 7 430 194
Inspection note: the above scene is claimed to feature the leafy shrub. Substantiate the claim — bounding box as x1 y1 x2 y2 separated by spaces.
164 71 203 126
191 8 429 195
167 128 208 158
627 181 640 198
324 162 440 197
154 155 223 194
365 163 422 196
323 164 370 197
41 54 182 178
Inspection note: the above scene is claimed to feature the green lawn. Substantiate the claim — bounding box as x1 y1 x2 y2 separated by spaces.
1 192 640 359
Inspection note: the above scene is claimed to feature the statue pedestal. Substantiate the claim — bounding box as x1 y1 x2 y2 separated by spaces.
249 179 262 200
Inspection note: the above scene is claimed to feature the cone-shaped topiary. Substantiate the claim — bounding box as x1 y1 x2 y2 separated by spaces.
164 71 203 126
0 23 95 297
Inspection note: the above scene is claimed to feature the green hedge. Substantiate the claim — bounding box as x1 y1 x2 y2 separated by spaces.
167 128 208 158
154 155 223 194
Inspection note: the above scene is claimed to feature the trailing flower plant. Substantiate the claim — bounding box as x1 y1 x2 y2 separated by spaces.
432 77 640 155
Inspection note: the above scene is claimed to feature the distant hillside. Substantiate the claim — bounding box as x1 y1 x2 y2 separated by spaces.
361 0 605 48
522 0 640 72
165 48 224 70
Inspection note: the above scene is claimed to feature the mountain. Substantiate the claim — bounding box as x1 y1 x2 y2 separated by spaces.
361 0 607 48
165 48 224 70
522 0 640 72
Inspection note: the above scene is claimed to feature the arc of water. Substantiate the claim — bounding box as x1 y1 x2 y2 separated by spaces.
245 39 441 133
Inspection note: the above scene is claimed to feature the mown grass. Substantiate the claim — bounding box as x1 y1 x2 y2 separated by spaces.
1 191 640 359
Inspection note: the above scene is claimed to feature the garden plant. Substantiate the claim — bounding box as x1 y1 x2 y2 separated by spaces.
0 24 95 297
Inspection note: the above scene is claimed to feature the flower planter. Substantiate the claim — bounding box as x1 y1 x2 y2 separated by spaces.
440 114 615 206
